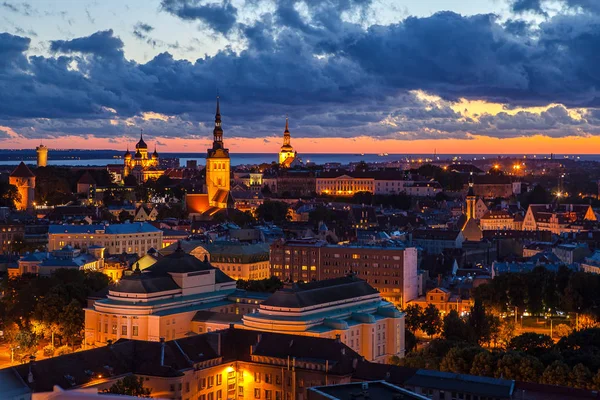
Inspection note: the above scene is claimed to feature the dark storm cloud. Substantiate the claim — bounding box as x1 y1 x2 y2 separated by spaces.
6 3 600 140
511 0 546 15
160 0 238 35
50 29 124 58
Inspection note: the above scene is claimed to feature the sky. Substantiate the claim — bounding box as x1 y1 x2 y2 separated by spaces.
3 0 600 153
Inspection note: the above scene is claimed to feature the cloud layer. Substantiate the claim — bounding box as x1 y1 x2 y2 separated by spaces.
3 0 600 143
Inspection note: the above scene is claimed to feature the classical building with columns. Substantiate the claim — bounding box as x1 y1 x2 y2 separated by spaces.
235 275 406 363
84 244 264 345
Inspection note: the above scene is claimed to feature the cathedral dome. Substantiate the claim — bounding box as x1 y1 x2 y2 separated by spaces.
136 131 148 149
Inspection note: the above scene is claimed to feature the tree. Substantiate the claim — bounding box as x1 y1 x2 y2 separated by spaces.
442 310 472 342
421 304 442 337
5 328 38 361
0 182 20 208
119 209 132 223
255 201 289 223
554 324 573 339
470 351 496 377
508 333 553 357
541 360 571 387
495 353 543 383
571 363 592 390
439 347 482 374
61 300 84 348
404 304 423 332
497 319 516 349
405 330 417 354
107 375 151 397
468 299 492 345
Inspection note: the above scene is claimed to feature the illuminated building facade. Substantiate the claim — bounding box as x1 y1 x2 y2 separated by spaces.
47 223 162 254
84 245 263 345
270 239 418 306
237 275 406 363
522 204 597 234
162 240 271 281
9 162 36 211
123 131 163 182
406 287 474 316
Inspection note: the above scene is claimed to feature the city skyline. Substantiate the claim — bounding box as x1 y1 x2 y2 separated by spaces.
2 0 600 153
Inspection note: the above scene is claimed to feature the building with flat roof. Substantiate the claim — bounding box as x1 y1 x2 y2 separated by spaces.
236 275 406 363
270 239 418 306
84 244 266 345
47 223 162 255
308 381 427 400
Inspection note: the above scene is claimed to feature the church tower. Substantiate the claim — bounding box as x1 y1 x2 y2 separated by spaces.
206 96 231 209
466 172 476 220
279 117 296 167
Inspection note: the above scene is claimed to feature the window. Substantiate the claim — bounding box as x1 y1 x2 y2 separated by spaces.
185 382 190 393
216 374 222 385
216 390 222 400
200 378 206 389
265 374 272 384
132 326 139 336
254 388 261 399
275 375 281 385
254 372 261 383
169 384 175 392
112 324 117 334
121 325 127 336
208 376 214 388
265 390 272 400
207 393 214 400
238 386 244 396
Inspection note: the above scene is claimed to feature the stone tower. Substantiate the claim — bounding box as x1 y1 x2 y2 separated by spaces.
10 162 36 211
36 144 48 168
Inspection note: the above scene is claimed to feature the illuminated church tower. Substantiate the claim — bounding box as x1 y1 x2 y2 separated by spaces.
279 117 297 168
466 172 476 221
206 97 231 209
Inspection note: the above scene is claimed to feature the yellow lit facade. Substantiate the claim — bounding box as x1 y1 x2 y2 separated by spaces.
123 131 164 183
316 175 375 196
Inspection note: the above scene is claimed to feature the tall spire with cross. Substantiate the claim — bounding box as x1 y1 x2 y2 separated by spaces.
213 96 223 148
283 115 291 146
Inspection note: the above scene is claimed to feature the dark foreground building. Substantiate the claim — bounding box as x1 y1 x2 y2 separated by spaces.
2 327 599 400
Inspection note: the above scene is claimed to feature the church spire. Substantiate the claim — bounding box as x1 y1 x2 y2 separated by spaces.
283 116 291 146
213 96 223 147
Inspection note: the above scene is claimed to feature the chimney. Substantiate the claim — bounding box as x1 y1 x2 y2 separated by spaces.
335 334 341 343
160 337 166 366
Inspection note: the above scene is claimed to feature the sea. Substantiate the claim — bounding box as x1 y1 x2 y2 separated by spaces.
0 150 598 168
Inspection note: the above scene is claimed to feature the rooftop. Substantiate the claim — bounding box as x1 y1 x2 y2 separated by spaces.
261 275 380 309
308 381 427 400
